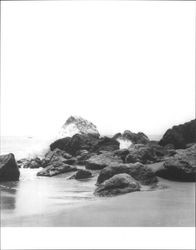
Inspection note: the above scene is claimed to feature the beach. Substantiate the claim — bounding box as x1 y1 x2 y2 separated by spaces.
1 166 195 227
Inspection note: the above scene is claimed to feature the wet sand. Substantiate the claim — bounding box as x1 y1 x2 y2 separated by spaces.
1 176 195 227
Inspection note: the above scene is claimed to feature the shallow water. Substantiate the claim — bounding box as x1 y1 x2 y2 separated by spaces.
0 168 195 227
0 168 98 221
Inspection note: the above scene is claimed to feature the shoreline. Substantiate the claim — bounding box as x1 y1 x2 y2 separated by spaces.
2 177 195 227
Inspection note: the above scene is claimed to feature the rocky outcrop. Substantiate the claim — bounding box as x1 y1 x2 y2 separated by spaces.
69 169 92 180
95 173 140 196
114 130 149 146
159 119 196 149
91 137 120 153
50 134 99 155
155 144 196 181
85 152 123 170
59 116 100 138
37 162 77 177
97 162 158 185
0 153 20 182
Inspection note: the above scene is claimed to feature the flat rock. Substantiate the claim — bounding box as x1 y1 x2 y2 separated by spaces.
85 152 123 170
95 173 140 197
37 162 77 177
0 153 20 182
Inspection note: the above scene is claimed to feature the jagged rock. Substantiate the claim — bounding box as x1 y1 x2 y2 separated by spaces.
59 116 100 138
95 173 140 196
50 134 99 155
0 153 20 182
18 157 42 169
69 169 92 180
91 137 120 153
114 130 149 146
97 162 158 185
155 144 196 181
85 152 123 170
37 162 77 177
45 149 72 161
159 119 196 149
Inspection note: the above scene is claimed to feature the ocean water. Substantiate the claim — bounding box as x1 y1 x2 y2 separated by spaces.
0 136 54 160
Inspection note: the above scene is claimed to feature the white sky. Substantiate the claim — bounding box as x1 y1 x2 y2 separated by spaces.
1 1 195 137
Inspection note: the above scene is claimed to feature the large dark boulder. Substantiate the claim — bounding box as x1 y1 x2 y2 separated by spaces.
50 137 72 152
69 169 92 180
50 134 99 155
156 159 196 182
159 119 196 149
85 152 123 170
91 137 120 153
95 173 140 197
0 154 20 182
155 144 196 181
97 162 158 185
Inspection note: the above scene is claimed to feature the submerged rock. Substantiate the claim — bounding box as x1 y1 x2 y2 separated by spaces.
95 173 140 197
69 169 92 180
59 116 100 138
159 119 196 149
85 152 123 170
0 153 20 182
97 162 158 185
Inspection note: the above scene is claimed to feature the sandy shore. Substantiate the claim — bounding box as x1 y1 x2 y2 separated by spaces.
2 177 195 227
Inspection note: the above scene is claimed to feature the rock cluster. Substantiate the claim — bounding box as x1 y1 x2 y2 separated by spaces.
1 118 195 198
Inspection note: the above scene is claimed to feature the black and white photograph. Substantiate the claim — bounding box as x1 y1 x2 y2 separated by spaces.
0 0 195 249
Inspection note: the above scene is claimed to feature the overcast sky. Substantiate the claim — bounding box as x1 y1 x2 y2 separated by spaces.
1 1 195 137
